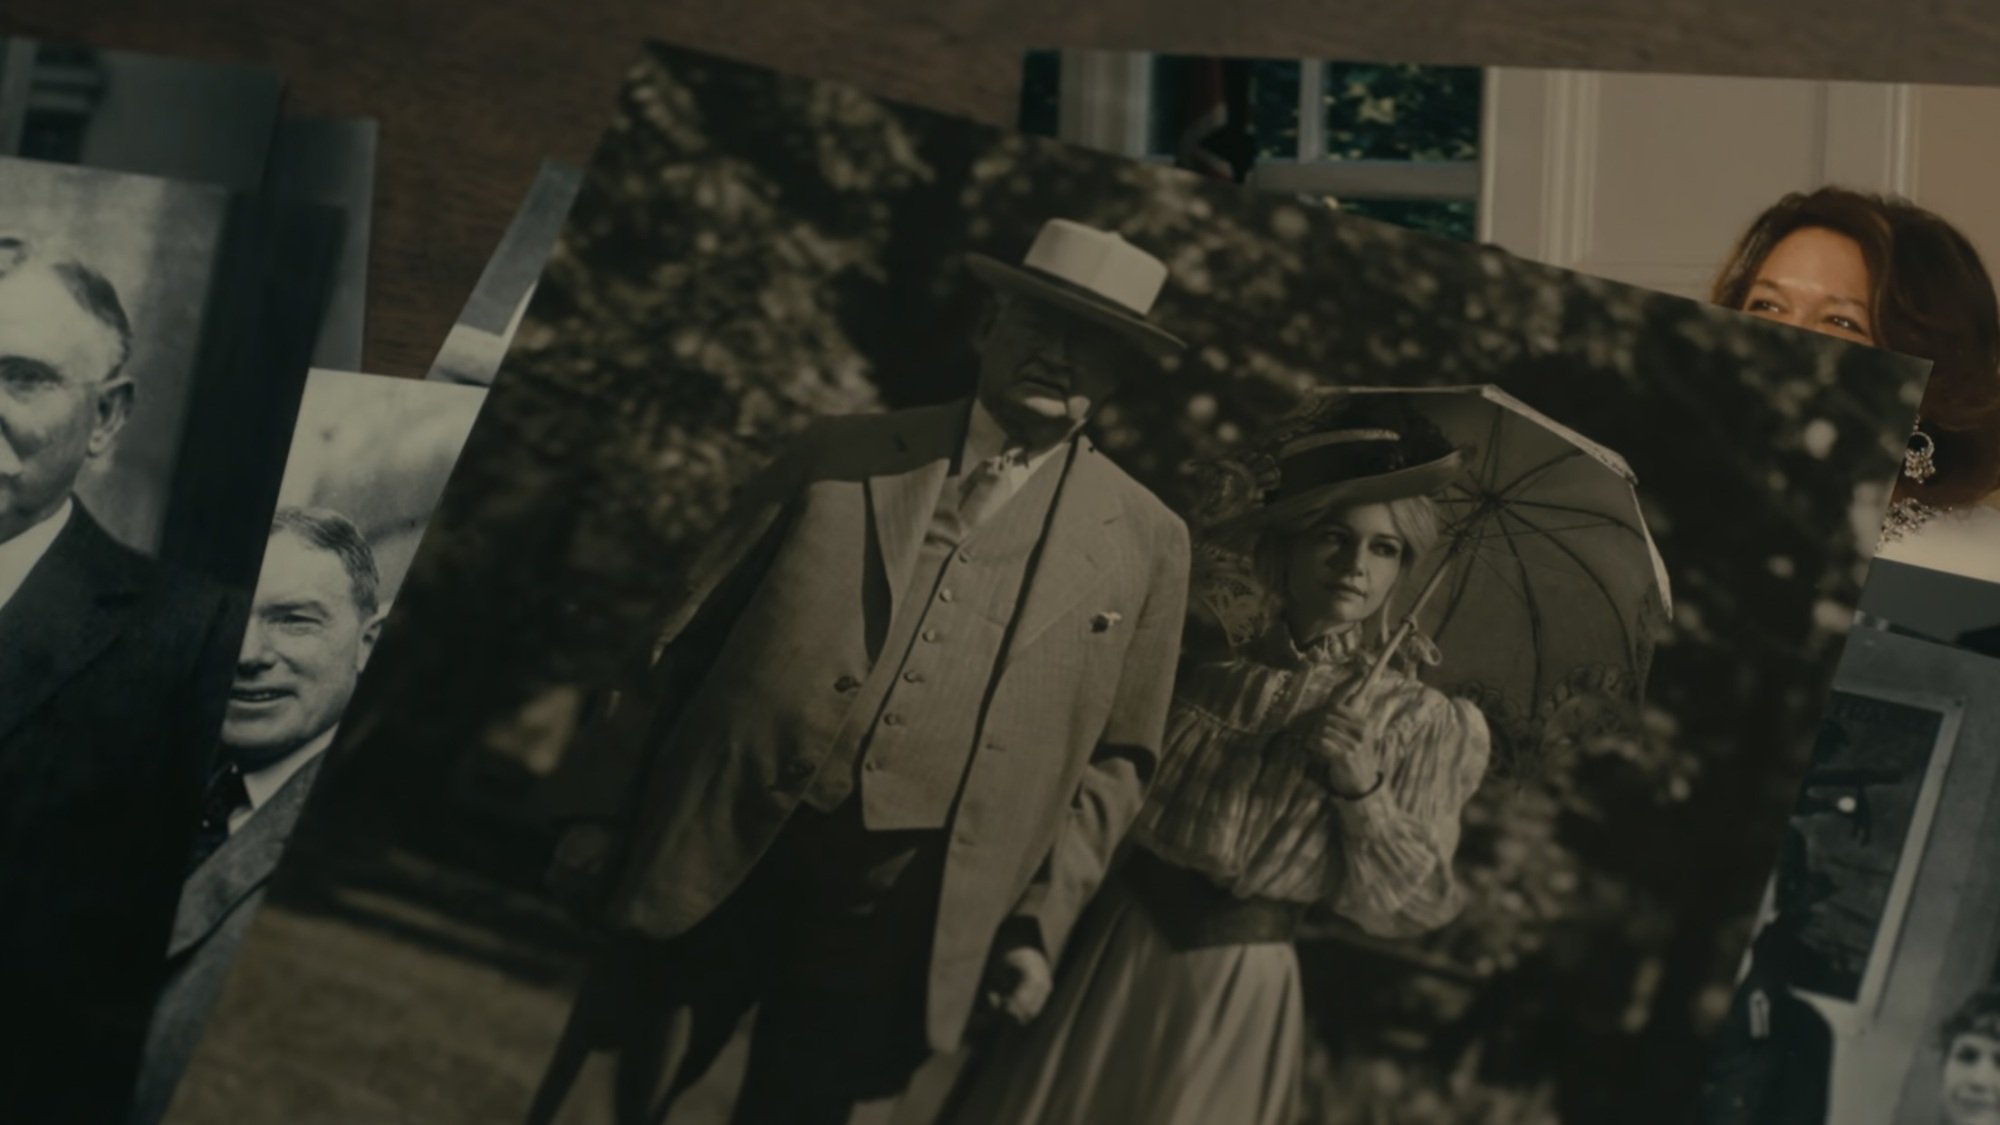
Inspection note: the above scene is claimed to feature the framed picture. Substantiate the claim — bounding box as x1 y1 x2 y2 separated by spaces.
1782 687 1965 1027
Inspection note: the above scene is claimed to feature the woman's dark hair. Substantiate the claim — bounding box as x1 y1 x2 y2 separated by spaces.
1939 985 2000 1051
1713 187 2000 509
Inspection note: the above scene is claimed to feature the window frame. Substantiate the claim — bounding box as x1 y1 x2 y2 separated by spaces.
1053 50 1490 230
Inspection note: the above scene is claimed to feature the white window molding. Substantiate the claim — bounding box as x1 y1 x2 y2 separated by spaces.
1056 49 1153 158
1296 59 1326 163
1479 67 1601 263
1481 66 1915 293
1820 79 1916 195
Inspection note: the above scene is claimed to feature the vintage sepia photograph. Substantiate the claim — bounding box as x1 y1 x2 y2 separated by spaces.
131 369 486 1123
0 156 231 551
174 44 1922 1125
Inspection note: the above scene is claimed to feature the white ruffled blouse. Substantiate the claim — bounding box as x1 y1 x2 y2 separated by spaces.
1129 623 1491 939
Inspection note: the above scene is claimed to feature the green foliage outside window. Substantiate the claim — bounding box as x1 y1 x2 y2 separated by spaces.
1320 62 1482 162
1330 197 1479 242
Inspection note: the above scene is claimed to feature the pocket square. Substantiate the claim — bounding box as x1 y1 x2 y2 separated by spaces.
1090 611 1123 633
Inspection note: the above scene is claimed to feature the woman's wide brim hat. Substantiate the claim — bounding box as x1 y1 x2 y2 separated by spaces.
1209 406 1464 537
966 218 1187 358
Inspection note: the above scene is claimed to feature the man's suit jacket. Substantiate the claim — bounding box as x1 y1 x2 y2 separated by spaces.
556 398 1191 1052
0 505 243 1121
128 752 326 1125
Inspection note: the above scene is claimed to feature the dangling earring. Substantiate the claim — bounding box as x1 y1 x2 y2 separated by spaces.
1904 417 1938 484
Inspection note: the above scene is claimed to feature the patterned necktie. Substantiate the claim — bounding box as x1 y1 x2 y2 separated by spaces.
186 761 250 874
957 451 1022 530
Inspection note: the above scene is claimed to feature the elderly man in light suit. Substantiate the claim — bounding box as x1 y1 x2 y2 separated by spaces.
530 219 1193 1124
127 507 385 1123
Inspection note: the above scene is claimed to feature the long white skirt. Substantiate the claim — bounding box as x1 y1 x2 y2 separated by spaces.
948 870 1304 1125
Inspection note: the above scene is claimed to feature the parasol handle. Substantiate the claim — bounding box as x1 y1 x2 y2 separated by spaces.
1342 535 1468 708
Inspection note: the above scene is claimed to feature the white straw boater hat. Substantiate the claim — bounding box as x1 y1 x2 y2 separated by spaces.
966 218 1186 357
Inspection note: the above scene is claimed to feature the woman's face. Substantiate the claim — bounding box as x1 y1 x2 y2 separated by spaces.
1739 225 1877 344
1944 1032 2000 1124
1285 501 1408 638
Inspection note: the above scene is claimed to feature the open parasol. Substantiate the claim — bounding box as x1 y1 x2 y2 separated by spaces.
1175 384 1673 758
1328 386 1671 752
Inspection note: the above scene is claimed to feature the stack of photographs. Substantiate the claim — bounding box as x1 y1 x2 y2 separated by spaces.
121 40 1956 1125
0 34 608 1124
8 30 2000 1125
0 35 384 1122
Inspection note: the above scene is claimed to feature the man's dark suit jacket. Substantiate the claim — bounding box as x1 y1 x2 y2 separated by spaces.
128 753 325 1124
0 505 243 1122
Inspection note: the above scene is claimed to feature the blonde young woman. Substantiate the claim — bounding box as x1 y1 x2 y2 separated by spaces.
948 397 1490 1125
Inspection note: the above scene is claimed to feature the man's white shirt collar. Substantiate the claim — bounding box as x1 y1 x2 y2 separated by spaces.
964 399 1065 478
0 498 73 614
228 726 337 834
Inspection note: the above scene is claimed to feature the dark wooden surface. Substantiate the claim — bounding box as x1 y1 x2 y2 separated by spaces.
8 0 1999 378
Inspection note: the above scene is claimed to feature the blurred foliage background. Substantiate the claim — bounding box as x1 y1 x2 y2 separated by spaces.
291 42 1924 1124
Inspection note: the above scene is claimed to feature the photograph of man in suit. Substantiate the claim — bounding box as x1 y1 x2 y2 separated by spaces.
0 237 241 1120
128 506 385 1124
528 218 1194 1124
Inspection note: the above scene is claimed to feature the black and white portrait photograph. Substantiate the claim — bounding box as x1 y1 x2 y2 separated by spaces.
0 156 230 551
1697 627 2000 1125
171 43 1924 1125
132 368 486 1124
0 154 247 1119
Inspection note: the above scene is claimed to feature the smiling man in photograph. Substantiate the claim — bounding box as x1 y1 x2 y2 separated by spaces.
0 237 242 1120
530 218 1194 1124
127 505 384 1124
